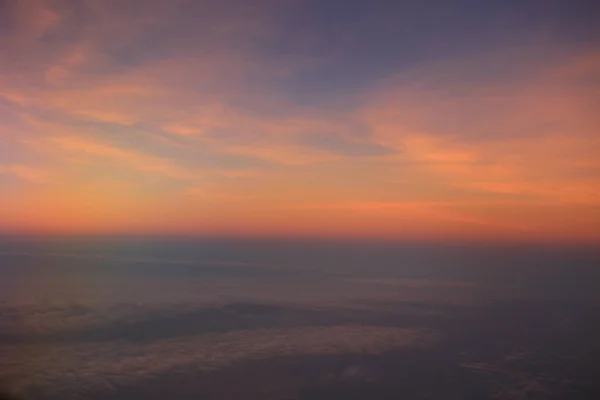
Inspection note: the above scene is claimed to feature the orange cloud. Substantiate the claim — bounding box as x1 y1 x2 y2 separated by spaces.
365 49 600 205
356 48 600 241
24 135 197 180
0 165 53 184
1 2 598 243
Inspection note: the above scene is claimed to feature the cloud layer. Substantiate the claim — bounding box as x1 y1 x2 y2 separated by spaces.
0 300 435 399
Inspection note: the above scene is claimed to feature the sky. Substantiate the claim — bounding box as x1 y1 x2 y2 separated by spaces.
0 0 599 243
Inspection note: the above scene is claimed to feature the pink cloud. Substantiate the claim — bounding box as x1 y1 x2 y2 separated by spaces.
24 135 197 180
0 165 52 184
364 48 600 206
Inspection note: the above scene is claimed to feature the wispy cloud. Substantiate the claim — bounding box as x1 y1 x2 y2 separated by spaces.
0 165 53 184
0 0 598 241
24 135 197 180
364 48 600 207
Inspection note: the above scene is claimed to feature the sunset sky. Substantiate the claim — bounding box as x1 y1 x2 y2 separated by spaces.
1 0 599 243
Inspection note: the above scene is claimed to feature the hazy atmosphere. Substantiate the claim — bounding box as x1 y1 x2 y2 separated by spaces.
1 1 600 399
1 0 599 242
